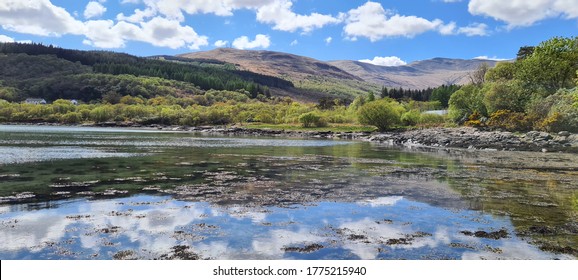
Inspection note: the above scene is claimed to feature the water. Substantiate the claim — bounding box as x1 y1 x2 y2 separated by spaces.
0 125 577 260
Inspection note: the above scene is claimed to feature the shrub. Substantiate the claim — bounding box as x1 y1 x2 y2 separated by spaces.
482 81 531 114
529 88 578 132
487 110 532 131
60 112 82 124
463 111 485 127
357 99 405 131
401 110 420 126
448 85 487 123
418 113 446 126
299 112 326 128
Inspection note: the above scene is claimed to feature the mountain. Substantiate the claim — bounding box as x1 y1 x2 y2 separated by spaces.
179 48 380 100
328 58 500 89
181 48 500 93
180 48 360 81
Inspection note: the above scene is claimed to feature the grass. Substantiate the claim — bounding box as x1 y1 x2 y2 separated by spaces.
240 123 376 133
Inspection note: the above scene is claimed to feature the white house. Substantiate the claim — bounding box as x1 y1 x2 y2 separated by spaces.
24 98 47 105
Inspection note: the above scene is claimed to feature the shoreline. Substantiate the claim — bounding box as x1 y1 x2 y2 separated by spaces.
2 122 577 153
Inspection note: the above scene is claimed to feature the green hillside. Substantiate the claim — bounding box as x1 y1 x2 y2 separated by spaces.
0 43 293 103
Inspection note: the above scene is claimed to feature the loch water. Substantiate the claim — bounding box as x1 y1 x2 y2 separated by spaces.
1 125 577 260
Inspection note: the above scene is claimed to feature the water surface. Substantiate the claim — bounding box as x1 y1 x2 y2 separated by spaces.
1 125 577 260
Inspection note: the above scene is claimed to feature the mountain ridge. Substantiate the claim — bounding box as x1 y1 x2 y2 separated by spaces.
181 48 499 90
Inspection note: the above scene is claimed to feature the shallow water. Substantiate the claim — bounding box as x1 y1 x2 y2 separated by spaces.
0 125 577 260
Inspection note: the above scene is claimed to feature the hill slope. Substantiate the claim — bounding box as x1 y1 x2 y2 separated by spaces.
179 48 380 100
328 58 499 89
180 48 359 81
181 48 500 91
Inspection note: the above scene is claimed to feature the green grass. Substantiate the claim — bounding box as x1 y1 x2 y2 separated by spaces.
240 123 376 133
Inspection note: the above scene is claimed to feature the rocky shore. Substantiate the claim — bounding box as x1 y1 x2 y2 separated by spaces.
153 124 578 153
4 122 578 153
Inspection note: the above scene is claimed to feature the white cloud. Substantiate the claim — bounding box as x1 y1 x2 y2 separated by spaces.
116 7 156 23
325 37 332 44
117 0 339 33
438 22 457 35
83 20 138 48
0 0 211 50
83 17 209 50
473 55 510 61
468 0 578 27
256 0 341 33
360 56 408 67
119 0 276 22
435 21 488 36
457 22 488 36
214 40 228 47
442 0 462 2
344 1 445 41
290 39 298 46
84 1 107 19
232 34 271 50
0 0 85 36
0 34 15 43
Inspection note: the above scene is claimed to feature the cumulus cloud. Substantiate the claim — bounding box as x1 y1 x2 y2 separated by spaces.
116 7 156 23
438 22 457 35
290 39 298 46
344 1 445 41
0 0 85 36
457 22 488 36
359 56 407 67
214 40 228 47
83 17 209 49
468 0 578 27
232 34 270 50
325 37 332 44
435 21 488 36
117 0 275 22
116 0 339 33
0 0 210 50
0 34 15 43
84 1 107 19
256 0 342 33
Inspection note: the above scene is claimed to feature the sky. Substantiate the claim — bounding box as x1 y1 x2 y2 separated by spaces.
0 0 577 66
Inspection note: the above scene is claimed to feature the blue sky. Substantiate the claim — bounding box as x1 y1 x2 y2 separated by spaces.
0 0 577 66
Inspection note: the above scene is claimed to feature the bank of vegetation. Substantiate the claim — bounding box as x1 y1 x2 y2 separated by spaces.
0 37 577 133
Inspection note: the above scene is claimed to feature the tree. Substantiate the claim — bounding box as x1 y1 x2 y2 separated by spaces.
468 63 490 85
357 99 405 131
482 80 531 114
102 91 122 104
429 84 460 108
485 61 517 82
516 46 535 61
380 86 389 99
448 85 487 123
516 36 578 93
367 91 375 102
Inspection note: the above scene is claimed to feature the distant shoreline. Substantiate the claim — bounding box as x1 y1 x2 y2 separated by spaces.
2 122 577 153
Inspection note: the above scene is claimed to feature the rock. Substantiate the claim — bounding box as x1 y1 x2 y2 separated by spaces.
558 131 571 137
538 132 552 140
